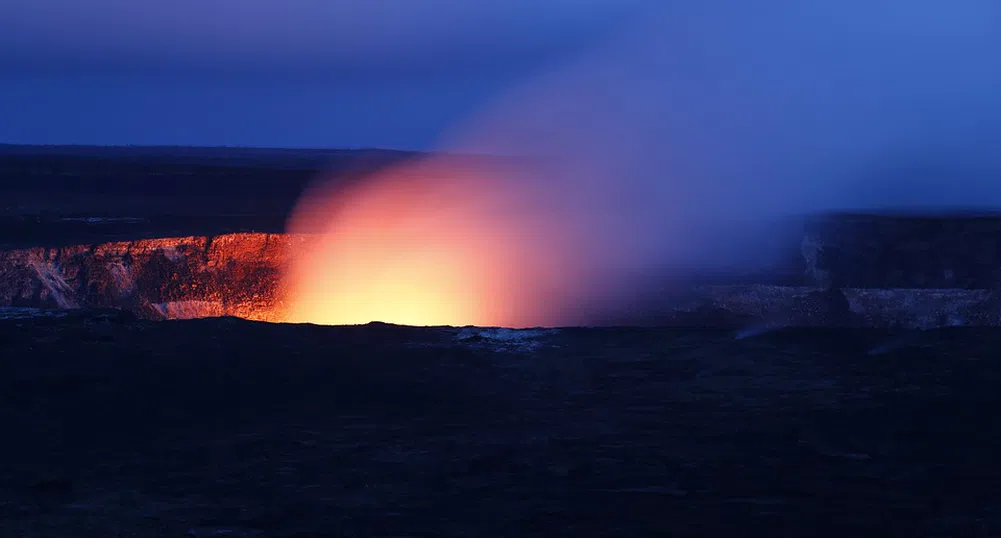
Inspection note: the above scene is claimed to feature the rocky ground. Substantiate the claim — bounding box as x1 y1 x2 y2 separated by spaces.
2 310 1000 537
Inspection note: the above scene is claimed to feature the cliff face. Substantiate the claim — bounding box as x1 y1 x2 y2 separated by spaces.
800 214 1001 288
1 216 1001 328
0 233 305 321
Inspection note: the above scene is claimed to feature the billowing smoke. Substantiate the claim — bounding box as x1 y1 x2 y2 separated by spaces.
284 0 1001 327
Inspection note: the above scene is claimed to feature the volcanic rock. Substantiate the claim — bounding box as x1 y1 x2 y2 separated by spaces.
1 213 1001 328
1 311 1000 536
801 212 1001 288
0 233 303 321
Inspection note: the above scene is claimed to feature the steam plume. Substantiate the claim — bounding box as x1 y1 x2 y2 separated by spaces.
285 0 1001 327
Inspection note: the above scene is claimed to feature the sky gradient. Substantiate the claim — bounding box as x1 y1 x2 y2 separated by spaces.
1 0 998 153
0 0 637 148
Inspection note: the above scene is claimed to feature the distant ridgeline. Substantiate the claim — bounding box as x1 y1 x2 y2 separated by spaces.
0 146 500 219
0 146 421 213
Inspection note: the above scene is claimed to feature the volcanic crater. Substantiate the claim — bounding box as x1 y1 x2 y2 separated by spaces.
4 147 1001 328
3 214 1001 329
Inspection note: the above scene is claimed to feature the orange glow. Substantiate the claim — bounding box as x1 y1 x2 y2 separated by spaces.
281 159 585 328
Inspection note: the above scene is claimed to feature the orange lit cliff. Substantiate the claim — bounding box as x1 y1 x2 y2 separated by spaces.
0 233 305 321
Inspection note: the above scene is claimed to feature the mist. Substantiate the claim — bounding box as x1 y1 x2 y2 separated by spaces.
286 0 1001 326
436 0 1001 281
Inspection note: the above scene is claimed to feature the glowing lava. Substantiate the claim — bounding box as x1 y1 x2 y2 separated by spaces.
281 159 586 328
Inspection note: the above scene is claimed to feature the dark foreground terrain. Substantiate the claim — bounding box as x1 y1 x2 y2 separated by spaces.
2 311 1000 537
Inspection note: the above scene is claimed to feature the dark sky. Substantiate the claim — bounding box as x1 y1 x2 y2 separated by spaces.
0 0 638 149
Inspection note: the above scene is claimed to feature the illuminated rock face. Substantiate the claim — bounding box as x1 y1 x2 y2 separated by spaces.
0 233 304 321
0 214 1000 328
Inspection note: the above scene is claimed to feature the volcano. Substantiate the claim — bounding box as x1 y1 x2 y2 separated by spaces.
3 148 1001 329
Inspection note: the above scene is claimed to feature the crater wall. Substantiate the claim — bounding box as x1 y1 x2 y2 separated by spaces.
1 213 1001 328
0 233 305 321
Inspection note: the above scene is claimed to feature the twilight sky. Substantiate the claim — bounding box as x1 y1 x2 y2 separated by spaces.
0 0 640 148
1 0 997 152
